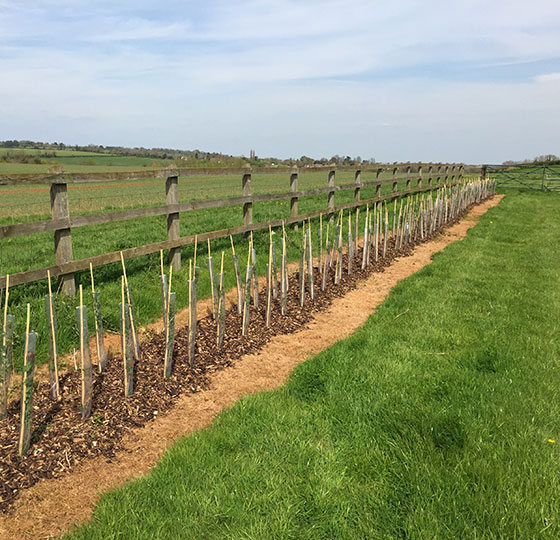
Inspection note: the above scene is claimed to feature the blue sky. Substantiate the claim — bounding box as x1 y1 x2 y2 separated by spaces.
1 0 559 163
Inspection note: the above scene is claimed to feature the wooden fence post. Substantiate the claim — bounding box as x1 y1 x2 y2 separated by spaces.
354 169 361 202
428 165 433 187
242 172 253 232
406 166 412 190
290 168 299 230
392 167 398 194
480 165 487 181
166 174 181 271
376 168 382 197
50 183 75 295
328 170 335 223
418 165 423 188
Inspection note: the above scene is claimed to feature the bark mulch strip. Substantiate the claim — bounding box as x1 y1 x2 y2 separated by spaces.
0 206 477 513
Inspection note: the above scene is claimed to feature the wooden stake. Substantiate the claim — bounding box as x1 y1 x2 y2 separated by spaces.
242 249 252 336
362 205 369 270
18 305 36 456
119 252 140 361
299 236 305 307
280 234 287 316
43 270 60 398
270 226 278 299
354 207 360 255
217 252 226 348
2 274 9 350
317 214 323 276
120 277 134 396
347 212 353 275
163 290 176 378
282 221 289 293
250 233 259 308
207 239 218 320
383 204 389 258
78 285 92 418
188 260 198 366
337 216 343 281
306 223 314 300
266 242 273 327
90 264 107 373
230 235 243 315
392 198 397 237
322 238 330 292
163 263 175 377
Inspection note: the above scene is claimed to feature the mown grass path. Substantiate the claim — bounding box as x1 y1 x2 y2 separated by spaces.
49 191 560 537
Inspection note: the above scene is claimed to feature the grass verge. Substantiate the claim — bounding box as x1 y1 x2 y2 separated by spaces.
64 190 560 538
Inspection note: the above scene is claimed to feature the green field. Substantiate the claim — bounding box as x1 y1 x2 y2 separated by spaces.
0 147 176 175
64 190 560 539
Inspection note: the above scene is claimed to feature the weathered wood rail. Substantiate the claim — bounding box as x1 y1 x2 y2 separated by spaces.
0 163 471 292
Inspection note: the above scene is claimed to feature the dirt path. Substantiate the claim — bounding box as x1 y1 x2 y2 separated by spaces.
0 195 503 539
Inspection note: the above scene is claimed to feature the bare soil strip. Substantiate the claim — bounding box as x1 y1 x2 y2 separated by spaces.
0 195 503 540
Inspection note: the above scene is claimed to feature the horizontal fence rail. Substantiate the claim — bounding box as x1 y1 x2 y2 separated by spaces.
1 163 459 186
0 163 473 291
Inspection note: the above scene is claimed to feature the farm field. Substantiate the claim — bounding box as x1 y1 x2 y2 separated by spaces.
0 147 176 175
62 189 560 539
1 164 442 366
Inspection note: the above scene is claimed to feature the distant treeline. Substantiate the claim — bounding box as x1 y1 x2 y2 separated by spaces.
503 154 560 166
0 140 376 168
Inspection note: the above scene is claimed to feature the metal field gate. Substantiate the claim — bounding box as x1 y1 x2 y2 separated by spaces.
486 164 560 191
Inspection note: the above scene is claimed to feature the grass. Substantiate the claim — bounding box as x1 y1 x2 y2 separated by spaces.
1 165 431 367
64 190 560 539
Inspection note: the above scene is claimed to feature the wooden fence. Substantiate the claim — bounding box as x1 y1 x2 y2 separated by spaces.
0 163 469 293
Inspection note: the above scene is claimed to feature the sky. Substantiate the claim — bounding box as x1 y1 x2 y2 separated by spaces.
0 0 559 164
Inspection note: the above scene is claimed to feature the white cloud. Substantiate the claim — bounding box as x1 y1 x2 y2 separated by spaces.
534 72 560 83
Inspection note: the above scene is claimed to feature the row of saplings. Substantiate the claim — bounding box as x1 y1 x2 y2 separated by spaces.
0 179 495 457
